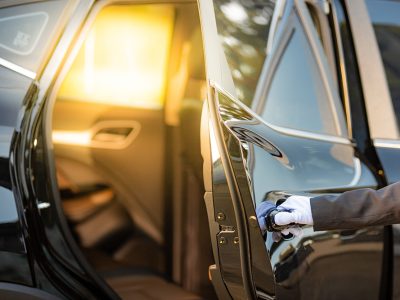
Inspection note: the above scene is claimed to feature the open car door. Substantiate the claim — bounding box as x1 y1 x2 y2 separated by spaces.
199 0 385 299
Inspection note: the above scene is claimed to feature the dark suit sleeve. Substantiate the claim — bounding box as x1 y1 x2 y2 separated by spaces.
311 181 400 231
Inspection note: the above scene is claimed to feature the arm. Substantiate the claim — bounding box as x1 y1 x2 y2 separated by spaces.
311 181 400 231
275 181 400 231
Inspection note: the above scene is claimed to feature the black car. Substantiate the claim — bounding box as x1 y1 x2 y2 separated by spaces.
1 0 400 299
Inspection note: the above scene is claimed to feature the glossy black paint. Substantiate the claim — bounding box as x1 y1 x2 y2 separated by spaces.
375 148 400 184
206 0 400 299
375 146 400 299
332 0 386 186
0 66 32 286
209 88 384 299
0 1 118 299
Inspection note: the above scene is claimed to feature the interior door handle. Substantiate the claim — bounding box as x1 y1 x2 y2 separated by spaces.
90 120 141 149
52 120 141 149
92 127 133 143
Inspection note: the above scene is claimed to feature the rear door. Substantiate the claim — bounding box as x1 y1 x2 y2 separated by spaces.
344 1 400 298
199 0 384 299
0 0 118 299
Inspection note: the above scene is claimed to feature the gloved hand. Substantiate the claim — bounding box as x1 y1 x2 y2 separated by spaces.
256 201 276 232
275 195 314 227
256 200 304 241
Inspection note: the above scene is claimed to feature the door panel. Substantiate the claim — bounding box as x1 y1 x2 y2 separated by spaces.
53 100 166 244
50 3 176 245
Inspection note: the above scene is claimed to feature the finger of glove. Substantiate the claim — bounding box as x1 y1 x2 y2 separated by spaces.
274 211 297 225
281 226 303 238
288 226 303 238
272 232 282 242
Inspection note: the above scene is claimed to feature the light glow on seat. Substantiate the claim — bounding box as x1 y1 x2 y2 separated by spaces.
58 5 174 108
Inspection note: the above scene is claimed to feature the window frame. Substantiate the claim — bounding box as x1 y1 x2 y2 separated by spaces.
344 0 399 142
252 0 348 142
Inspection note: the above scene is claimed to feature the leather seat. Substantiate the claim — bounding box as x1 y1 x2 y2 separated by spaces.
83 248 203 300
62 187 114 223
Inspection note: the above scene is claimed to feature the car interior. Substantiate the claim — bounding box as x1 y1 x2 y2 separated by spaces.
50 2 215 299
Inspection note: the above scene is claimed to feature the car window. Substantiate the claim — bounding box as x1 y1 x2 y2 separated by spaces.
0 0 68 72
58 5 175 109
260 16 337 136
366 0 400 130
213 0 275 106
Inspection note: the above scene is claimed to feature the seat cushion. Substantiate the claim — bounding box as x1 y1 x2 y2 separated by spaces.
62 188 114 223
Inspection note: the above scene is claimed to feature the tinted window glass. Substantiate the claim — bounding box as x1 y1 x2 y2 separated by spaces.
366 0 400 129
213 0 275 106
0 0 67 72
261 19 336 135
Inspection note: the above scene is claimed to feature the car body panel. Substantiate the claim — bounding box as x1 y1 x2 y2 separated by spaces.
0 62 36 287
0 0 119 298
200 0 387 299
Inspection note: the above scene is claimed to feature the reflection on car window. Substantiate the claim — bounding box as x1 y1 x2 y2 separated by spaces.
0 1 67 72
261 19 336 135
366 0 400 129
213 0 275 106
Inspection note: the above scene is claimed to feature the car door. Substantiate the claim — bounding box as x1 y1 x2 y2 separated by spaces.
0 0 122 299
342 1 400 298
0 0 73 294
199 0 384 299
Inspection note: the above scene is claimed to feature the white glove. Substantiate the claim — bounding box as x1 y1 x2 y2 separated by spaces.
275 195 314 226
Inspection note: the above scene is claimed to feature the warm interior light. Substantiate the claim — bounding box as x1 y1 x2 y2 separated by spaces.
57 5 175 108
52 130 92 146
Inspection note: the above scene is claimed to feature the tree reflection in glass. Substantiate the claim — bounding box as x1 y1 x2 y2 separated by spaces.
213 0 275 106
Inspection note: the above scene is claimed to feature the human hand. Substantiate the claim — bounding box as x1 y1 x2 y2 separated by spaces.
274 195 313 226
256 199 308 241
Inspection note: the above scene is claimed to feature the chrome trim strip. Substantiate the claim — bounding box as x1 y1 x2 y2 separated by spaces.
266 121 351 145
266 0 286 55
256 290 275 300
348 157 361 187
330 1 353 138
213 82 351 145
37 202 50 210
0 57 36 79
374 139 400 149
344 0 398 139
